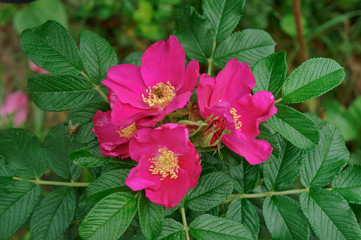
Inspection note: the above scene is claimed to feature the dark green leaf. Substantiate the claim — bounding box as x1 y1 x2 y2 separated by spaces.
70 147 108 168
20 20 83 75
156 218 184 240
214 29 275 68
30 187 76 240
186 172 233 211
138 193 164 240
300 124 348 187
263 196 309 240
202 0 245 42
0 156 14 189
189 214 252 240
80 30 119 84
226 198 259 239
267 104 319 149
175 7 214 63
253 51 287 96
332 165 361 204
122 51 143 66
28 74 96 111
0 181 41 240
282 58 345 104
257 125 282 160
300 188 361 240
0 129 47 178
79 192 137 240
44 124 83 180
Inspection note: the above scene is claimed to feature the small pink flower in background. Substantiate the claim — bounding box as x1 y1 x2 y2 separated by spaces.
197 59 277 165
28 59 49 74
103 35 199 129
93 110 139 159
125 123 202 209
0 91 29 127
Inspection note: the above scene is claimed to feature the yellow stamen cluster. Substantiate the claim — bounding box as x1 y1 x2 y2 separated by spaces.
142 81 176 107
116 123 137 138
230 108 242 131
149 147 180 180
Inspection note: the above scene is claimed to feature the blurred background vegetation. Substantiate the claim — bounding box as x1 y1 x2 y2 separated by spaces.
0 0 361 238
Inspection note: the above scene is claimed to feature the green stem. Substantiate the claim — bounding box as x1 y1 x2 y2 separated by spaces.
80 71 109 103
13 177 90 187
275 98 283 104
207 41 217 76
180 207 190 240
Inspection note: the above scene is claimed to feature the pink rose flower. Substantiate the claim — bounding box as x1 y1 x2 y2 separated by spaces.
103 35 199 128
0 91 29 127
28 59 49 74
93 110 138 159
125 123 202 209
197 59 277 165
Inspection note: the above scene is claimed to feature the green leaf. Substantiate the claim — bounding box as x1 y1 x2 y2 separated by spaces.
122 51 143 66
0 156 14 189
263 136 302 190
300 124 349 187
70 147 108 168
80 30 119 84
214 29 275 68
44 124 83 180
20 20 83 75
189 214 252 240
86 169 130 204
175 7 214 63
79 192 137 240
156 218 185 240
0 129 47 178
186 172 233 211
300 188 361 240
226 198 259 239
257 125 282 160
332 165 361 204
267 104 319 149
202 0 245 42
28 74 96 111
0 181 41 240
13 0 67 34
263 196 309 240
252 51 287 96
282 58 345 104
30 187 76 240
65 102 109 144
138 193 164 240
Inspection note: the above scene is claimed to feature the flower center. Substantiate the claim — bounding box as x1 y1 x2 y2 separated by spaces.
116 123 137 138
142 81 176 107
230 108 242 131
149 147 180 180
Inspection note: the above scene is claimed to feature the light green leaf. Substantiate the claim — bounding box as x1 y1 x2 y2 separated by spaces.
138 193 164 240
282 58 345 104
44 124 83 180
80 30 119 84
214 29 275 68
186 172 233 211
0 129 47 178
263 136 302 190
156 218 185 240
20 20 83 75
0 181 41 240
30 187 76 240
300 188 361 240
300 124 349 187
263 196 309 240
267 104 319 149
28 74 96 111
332 165 361 204
253 51 287 96
122 51 143 66
202 0 245 42
175 7 214 63
226 198 259 239
86 169 130 204
70 147 108 168
189 214 252 240
79 192 137 240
